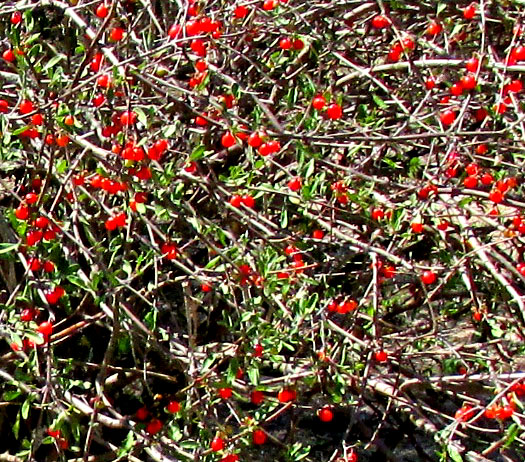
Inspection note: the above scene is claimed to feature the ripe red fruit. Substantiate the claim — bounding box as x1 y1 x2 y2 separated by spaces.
411 222 423 233
250 390 264 405
489 189 503 203
95 3 109 18
110 27 125 42
450 83 463 97
3 49 15 63
20 100 34 114
371 209 384 220
37 321 53 337
136 406 149 420
56 134 70 147
277 388 295 403
43 261 55 273
440 109 456 126
11 11 22 25
312 229 324 239
161 242 178 260
166 400 181 413
292 38 304 50
460 73 477 90
426 20 442 36
97 74 111 88
463 175 478 188
288 177 301 191
480 172 493 185
146 418 163 435
262 0 278 11
421 270 437 285
234 5 249 18
279 37 292 50
371 15 391 29
465 57 480 72
246 133 263 150
326 103 342 120
455 404 475 422
312 95 326 110
229 195 242 207
120 111 137 126
252 429 267 445
463 3 477 20
221 132 236 148
219 387 232 399
318 406 334 422
35 216 50 229
375 350 388 362
241 194 255 208
211 437 225 452
425 77 436 90
20 308 35 322
15 205 29 220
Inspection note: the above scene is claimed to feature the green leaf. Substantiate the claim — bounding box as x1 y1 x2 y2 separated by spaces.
247 366 260 386
3 390 21 401
162 124 177 138
447 445 463 462
304 159 315 178
190 145 206 160
0 243 18 254
21 395 32 420
372 93 388 109
42 54 65 72
503 423 519 449
133 107 148 127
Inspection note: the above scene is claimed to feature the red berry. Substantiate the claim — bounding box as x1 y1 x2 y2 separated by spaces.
288 177 301 191
421 270 437 285
465 57 480 72
219 387 232 399
211 436 225 452
11 11 22 25
292 38 304 50
460 73 477 90
37 321 53 337
19 100 34 114
20 308 35 322
234 5 249 18
277 388 296 403
371 209 385 220
221 132 236 148
371 15 391 29
463 3 476 20
312 95 326 110
279 37 292 50
166 400 181 413
426 20 442 36
15 204 29 220
326 103 342 120
463 175 478 188
312 229 324 239
241 194 255 208
136 406 149 420
450 83 463 97
375 350 388 362
411 222 423 233
110 27 125 42
120 111 137 126
425 77 436 90
440 109 456 126
95 3 109 18
146 418 163 435
318 406 334 422
3 49 15 63
252 429 267 445
489 189 503 203
250 390 264 405
262 0 278 10
229 195 242 207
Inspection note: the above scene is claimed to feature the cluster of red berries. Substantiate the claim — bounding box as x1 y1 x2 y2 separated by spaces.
326 298 358 314
312 95 343 120
104 212 127 231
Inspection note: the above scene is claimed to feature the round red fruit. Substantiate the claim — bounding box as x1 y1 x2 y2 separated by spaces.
318 406 334 422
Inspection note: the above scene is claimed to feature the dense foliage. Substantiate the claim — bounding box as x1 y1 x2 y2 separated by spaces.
1 1 525 461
